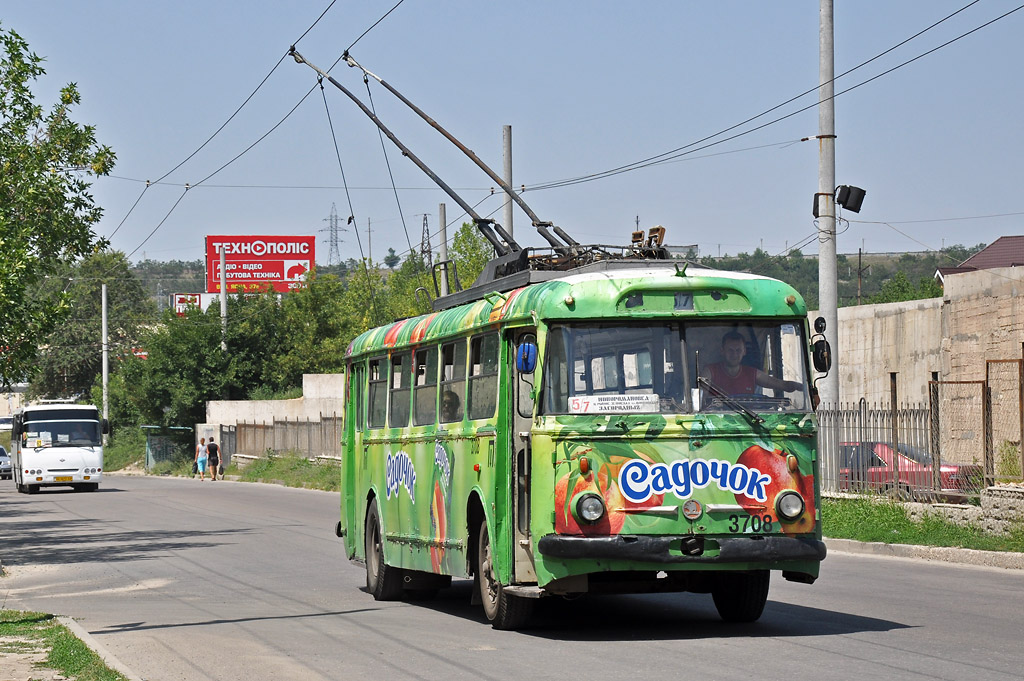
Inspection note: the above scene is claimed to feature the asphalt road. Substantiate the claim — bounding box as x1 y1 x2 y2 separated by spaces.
2 474 1023 681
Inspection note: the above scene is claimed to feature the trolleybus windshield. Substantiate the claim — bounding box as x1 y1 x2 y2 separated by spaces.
543 321 812 415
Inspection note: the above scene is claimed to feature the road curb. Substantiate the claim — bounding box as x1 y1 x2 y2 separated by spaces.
825 537 1024 570
58 617 145 681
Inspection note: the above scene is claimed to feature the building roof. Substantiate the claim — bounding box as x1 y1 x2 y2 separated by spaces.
959 236 1024 269
933 266 976 285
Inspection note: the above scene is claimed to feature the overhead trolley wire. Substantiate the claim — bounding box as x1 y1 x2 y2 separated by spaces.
319 78 382 325
363 75 414 252
523 0 1001 193
108 0 343 257
345 0 407 53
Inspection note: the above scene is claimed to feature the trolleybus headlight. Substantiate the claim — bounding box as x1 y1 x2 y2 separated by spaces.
573 492 606 524
775 490 806 521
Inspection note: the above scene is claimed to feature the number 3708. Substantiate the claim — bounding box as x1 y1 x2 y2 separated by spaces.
728 514 774 533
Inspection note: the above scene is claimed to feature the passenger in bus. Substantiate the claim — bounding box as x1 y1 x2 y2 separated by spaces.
702 331 802 395
441 390 462 422
70 424 91 443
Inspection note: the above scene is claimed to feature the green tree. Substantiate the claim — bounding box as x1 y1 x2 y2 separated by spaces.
112 306 228 429
869 271 942 304
273 273 353 388
449 221 494 287
30 251 154 399
383 247 401 269
0 25 116 387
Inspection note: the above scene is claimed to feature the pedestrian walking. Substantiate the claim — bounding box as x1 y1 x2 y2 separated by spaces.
195 437 208 481
206 436 220 481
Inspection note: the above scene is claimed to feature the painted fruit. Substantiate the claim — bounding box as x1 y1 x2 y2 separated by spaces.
554 469 624 536
608 454 665 512
429 480 446 571
735 445 816 534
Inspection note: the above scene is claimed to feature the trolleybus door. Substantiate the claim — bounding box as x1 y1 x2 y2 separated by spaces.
510 328 537 582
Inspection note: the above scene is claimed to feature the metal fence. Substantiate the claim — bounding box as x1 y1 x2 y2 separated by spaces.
235 414 343 459
818 399 987 502
817 355 1024 501
143 428 194 471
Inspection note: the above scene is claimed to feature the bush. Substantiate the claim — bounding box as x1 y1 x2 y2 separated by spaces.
996 440 1022 479
102 428 146 471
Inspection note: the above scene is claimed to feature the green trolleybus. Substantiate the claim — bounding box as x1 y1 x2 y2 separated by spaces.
338 258 830 629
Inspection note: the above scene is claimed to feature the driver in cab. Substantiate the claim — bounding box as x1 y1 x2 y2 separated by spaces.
702 331 802 395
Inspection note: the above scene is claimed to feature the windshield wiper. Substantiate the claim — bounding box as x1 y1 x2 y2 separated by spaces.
697 376 765 425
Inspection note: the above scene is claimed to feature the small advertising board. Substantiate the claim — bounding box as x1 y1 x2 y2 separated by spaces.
172 293 220 316
205 235 315 293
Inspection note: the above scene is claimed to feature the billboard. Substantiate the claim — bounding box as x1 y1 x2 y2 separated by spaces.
205 235 315 293
172 292 220 316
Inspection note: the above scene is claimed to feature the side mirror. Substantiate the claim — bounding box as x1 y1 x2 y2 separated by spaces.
516 341 538 374
102 418 110 435
814 316 826 334
812 339 832 373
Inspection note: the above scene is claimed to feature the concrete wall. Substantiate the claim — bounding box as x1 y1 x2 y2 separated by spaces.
834 297 943 404
206 373 344 425
942 267 1024 381
818 266 1024 405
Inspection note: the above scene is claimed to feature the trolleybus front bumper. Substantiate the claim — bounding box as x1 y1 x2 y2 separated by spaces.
537 533 826 564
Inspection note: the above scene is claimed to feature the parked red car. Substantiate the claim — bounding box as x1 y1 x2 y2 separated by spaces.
838 441 982 502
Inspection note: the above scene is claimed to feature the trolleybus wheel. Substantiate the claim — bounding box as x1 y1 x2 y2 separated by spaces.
365 500 403 601
476 518 533 630
711 570 770 623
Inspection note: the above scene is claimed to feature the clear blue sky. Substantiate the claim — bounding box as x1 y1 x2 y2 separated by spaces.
5 1 1022 266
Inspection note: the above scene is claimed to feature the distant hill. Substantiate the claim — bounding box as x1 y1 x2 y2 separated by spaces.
131 259 206 313
696 243 984 309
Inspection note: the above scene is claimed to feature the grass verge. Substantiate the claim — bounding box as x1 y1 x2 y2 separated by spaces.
0 610 127 681
103 429 147 471
822 496 1024 552
226 452 340 492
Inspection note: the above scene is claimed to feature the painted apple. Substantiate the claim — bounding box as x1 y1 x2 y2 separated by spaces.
735 445 816 534
554 468 625 536
608 453 665 513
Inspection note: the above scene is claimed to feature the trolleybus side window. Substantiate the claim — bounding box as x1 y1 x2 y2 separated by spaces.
439 341 466 423
389 352 412 428
350 362 366 430
368 357 387 428
413 346 438 426
468 333 499 420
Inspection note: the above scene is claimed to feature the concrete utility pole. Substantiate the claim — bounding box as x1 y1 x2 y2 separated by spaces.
101 283 108 444
503 125 513 241
818 0 839 406
220 248 227 352
438 202 449 296
367 217 373 262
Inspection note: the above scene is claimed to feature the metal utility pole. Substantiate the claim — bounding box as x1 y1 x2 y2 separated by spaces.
817 0 839 406
220 248 227 352
420 214 432 268
503 125 513 241
438 203 449 296
324 202 343 266
101 283 108 444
